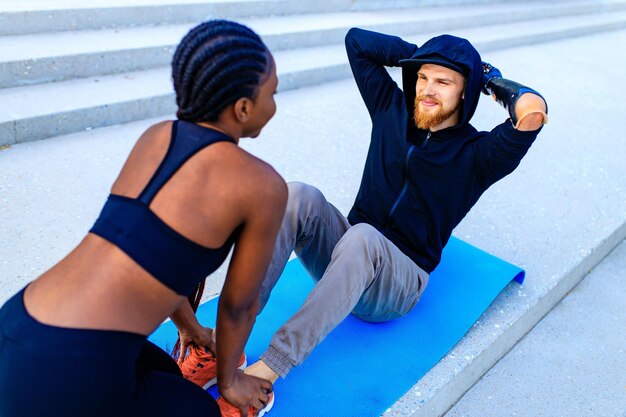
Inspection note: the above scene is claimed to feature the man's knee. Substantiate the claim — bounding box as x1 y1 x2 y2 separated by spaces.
286 181 326 214
333 223 387 269
339 223 384 249
287 181 324 203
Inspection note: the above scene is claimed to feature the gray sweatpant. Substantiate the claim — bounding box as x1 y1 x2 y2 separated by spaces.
258 182 429 377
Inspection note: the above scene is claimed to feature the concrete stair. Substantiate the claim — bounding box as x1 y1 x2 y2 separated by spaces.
444 240 626 417
1 2 625 416
2 0 626 145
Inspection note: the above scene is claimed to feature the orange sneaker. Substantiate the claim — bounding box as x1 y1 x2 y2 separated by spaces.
179 345 247 390
216 393 274 417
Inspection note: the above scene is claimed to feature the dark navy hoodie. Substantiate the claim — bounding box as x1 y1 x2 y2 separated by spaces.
345 28 542 273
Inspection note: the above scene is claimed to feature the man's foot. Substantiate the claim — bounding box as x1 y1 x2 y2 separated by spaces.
179 345 247 389
244 360 279 384
217 393 274 417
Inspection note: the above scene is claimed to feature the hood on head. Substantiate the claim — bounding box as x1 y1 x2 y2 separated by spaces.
399 34 482 128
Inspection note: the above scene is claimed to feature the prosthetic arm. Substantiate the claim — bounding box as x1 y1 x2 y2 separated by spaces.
482 62 548 130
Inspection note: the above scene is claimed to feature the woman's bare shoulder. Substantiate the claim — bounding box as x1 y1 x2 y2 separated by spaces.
136 120 174 145
215 145 287 206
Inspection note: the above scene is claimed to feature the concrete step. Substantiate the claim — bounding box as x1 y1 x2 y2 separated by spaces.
0 0 530 36
1 27 625 417
0 68 172 146
3 0 626 88
2 3 626 146
443 241 626 417
0 0 354 35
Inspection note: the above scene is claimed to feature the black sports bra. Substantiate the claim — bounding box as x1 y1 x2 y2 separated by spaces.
90 121 238 295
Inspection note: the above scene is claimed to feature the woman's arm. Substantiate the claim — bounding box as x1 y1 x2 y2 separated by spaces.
215 164 287 414
170 299 215 363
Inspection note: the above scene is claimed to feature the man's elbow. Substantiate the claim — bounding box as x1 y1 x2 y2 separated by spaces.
345 27 361 48
514 93 548 131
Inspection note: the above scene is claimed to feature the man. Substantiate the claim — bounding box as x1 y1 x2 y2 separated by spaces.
182 27 548 410
243 27 546 389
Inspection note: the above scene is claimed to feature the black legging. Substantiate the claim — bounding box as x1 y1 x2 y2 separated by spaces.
0 288 220 417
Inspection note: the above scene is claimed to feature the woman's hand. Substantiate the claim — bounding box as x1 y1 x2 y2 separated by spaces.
178 325 216 364
220 371 273 416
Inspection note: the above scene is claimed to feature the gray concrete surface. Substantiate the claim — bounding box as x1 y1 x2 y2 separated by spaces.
445 241 626 417
0 0 532 37
6 1 624 87
1 18 625 417
0 0 354 35
2 0 626 145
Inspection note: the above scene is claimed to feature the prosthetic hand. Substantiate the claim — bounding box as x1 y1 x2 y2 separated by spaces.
481 62 502 95
481 61 548 128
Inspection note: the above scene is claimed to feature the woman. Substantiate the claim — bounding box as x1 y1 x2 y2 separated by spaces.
0 20 285 417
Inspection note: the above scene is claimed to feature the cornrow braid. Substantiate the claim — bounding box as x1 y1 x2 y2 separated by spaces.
172 20 270 122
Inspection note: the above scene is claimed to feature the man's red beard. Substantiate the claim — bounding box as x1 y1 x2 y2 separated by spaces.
413 95 460 130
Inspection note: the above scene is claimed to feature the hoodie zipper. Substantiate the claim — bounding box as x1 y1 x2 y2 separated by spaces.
387 132 431 223
421 132 432 148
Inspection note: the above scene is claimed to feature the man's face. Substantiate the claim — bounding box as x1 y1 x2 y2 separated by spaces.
413 63 465 131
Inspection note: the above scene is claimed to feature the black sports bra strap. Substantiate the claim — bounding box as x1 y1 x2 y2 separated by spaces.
138 121 235 204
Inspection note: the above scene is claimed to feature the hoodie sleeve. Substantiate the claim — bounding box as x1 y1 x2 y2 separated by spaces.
345 28 417 117
473 120 542 188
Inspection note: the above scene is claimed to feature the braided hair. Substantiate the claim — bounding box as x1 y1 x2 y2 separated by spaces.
172 19 270 122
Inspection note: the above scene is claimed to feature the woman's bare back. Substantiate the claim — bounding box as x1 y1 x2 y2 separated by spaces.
23 121 280 335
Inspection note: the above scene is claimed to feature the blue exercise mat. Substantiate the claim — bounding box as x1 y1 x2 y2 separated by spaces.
149 236 524 416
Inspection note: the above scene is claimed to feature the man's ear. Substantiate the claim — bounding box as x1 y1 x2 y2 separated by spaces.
233 97 253 123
